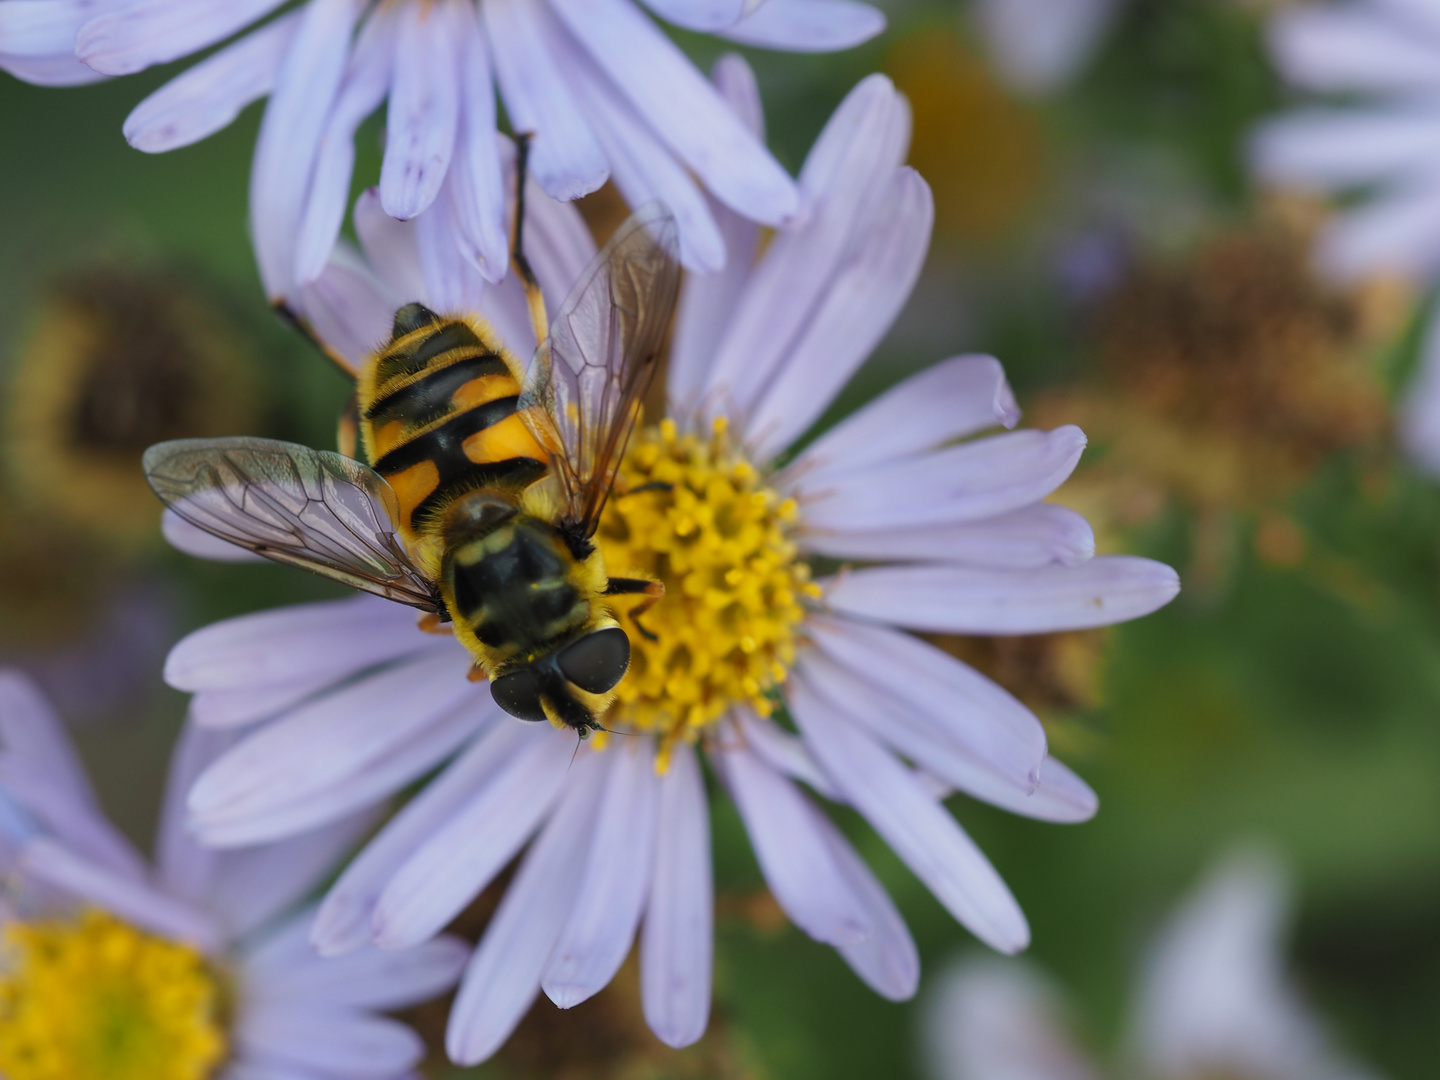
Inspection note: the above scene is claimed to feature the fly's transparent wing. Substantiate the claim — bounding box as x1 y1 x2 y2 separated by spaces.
519 202 680 537
144 437 444 612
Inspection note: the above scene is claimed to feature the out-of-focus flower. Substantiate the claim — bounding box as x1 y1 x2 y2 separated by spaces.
160 66 1178 1066
886 27 1046 247
923 845 1384 1080
0 0 884 293
969 0 1123 94
1251 0 1440 471
0 669 468 1080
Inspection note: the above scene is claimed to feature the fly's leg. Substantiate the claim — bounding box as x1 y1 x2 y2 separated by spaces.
511 132 549 348
606 577 664 642
416 612 453 635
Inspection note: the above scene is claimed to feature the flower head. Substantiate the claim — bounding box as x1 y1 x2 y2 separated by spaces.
0 670 468 1080
0 0 884 295
162 65 1180 1065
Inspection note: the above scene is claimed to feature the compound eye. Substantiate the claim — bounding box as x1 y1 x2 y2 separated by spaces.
557 627 631 694
490 666 546 722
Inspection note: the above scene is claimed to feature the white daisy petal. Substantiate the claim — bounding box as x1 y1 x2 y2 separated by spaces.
249 0 358 300
823 555 1182 635
813 807 919 1001
482 0 608 202
20 840 223 953
186 650 479 838
123 13 299 154
372 723 575 951
293 7 395 286
788 677 1031 954
236 1003 424 1078
249 931 469 1010
702 73 909 418
551 0 797 227
640 742 713 1049
799 426 1088 533
718 0 885 52
446 3 508 283
802 503 1096 568
543 739 660 1009
445 751 608 1065
77 0 287 76
379 0 460 222
716 742 874 946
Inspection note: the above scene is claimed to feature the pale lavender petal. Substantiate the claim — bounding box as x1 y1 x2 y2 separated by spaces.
1313 178 1440 282
165 594 425 694
122 13 299 153
156 721 234 905
0 0 87 57
78 0 286 75
415 180 489 312
236 1004 423 1078
162 508 265 562
716 742 873 946
799 426 1087 533
719 0 885 52
20 840 223 952
813 808 918 1000
700 74 908 419
0 50 106 85
788 677 1030 953
483 0 607 202
638 0 755 32
250 0 358 300
1250 108 1440 193
210 811 375 938
372 723 575 951
190 681 332 731
189 657 487 845
354 187 427 300
802 504 1097 568
543 739 660 1008
974 0 1119 94
445 752 608 1065
666 55 762 414
806 617 1047 796
248 929 468 1009
553 23 725 272
747 167 934 463
446 3 507 282
1270 5 1440 93
312 718 535 955
551 0 797 227
640 741 712 1048
379 0 459 221
507 151 598 313
0 761 148 881
799 650 1096 824
822 556 1182 635
295 242 399 372
293 7 395 286
1400 309 1440 474
0 670 96 807
783 355 1019 486
730 708 842 801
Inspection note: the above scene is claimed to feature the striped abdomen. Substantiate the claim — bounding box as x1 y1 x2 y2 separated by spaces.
358 304 549 555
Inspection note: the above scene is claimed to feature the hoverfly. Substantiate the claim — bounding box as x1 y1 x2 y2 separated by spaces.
144 166 680 735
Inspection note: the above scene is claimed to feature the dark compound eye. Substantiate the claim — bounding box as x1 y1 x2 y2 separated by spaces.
490 666 546 722
557 627 631 694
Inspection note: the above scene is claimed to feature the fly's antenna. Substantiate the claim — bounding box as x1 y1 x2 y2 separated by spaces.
511 132 549 349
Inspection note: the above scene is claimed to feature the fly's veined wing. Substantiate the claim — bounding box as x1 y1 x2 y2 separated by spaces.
144 437 444 612
519 201 681 537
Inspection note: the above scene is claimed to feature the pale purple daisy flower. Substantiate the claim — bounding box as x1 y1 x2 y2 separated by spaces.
970 0 1123 95
923 846 1384 1080
1250 0 1440 472
0 0 884 295
0 669 468 1080
160 63 1180 1065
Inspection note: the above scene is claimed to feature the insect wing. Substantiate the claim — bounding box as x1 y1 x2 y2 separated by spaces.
144 437 444 612
519 201 680 537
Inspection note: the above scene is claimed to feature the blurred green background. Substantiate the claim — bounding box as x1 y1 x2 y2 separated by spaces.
2 1 1438 1078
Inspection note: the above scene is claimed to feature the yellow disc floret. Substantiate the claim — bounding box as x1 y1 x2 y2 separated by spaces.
0 909 227 1080
597 417 819 762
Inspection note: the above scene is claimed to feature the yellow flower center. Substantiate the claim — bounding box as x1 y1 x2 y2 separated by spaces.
598 417 819 763
0 909 228 1080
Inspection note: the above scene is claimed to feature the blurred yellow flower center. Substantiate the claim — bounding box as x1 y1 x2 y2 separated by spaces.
598 417 819 763
0 909 227 1080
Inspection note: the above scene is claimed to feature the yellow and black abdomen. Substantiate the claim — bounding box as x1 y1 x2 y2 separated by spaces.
357 303 550 570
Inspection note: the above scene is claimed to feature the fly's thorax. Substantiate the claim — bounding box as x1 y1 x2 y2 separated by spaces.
440 506 608 672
